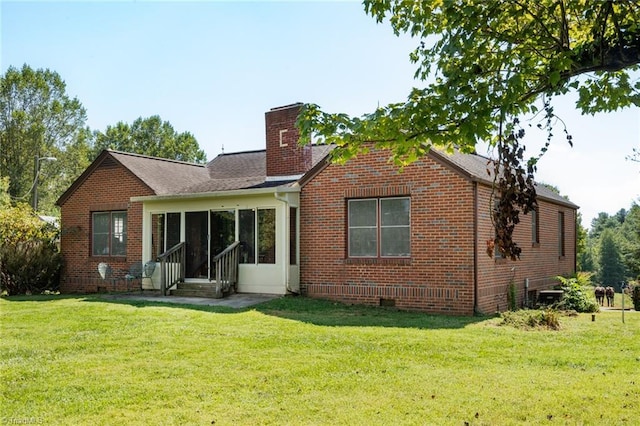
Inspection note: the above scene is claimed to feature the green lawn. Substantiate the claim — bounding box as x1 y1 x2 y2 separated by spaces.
1 296 638 425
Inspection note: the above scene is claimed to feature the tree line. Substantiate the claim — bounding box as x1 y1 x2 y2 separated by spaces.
1 64 207 215
579 205 640 289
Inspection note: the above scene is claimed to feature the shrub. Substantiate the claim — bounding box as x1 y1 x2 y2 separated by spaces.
0 204 61 295
554 274 600 313
507 281 517 311
631 282 640 311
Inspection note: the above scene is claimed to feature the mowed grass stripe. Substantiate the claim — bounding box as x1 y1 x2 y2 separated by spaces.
1 296 638 425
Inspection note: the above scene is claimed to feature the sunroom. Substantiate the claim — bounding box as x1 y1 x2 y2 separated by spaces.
132 186 300 296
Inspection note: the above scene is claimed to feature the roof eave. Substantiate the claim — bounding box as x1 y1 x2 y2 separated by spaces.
131 185 300 203
57 150 155 207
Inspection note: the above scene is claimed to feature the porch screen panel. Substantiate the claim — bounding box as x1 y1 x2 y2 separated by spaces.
239 209 255 264
289 207 297 265
185 211 208 279
151 213 165 259
166 212 181 250
258 209 276 264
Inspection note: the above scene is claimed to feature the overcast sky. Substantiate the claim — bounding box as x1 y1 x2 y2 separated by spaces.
2 1 639 229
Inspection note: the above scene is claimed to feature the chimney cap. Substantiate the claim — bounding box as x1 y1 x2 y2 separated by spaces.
269 102 304 112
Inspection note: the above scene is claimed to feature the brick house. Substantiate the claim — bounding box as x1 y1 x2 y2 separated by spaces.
57 103 577 315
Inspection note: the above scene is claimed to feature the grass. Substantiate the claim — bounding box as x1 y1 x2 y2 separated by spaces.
1 295 638 425
613 291 635 309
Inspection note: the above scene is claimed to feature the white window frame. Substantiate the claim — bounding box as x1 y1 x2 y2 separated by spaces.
92 211 127 257
347 197 411 258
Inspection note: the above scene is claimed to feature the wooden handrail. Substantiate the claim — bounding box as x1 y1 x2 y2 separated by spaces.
157 242 185 295
213 241 241 297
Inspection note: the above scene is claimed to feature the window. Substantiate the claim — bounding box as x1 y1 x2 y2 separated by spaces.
348 197 410 258
258 209 276 263
151 213 164 259
289 207 297 265
166 212 181 250
151 212 181 259
531 209 539 245
558 211 565 257
92 211 127 256
239 208 276 264
492 199 503 259
239 210 256 264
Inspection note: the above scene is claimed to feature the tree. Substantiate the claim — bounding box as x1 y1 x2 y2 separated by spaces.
0 64 87 211
576 212 591 272
598 228 627 290
298 0 640 259
618 203 640 279
93 116 207 164
0 177 10 207
590 212 619 239
613 208 628 225
586 202 639 284
0 202 62 295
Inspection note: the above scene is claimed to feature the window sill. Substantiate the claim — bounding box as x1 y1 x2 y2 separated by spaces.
345 257 411 266
531 242 540 248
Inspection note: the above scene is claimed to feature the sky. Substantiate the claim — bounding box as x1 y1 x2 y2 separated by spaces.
2 0 639 229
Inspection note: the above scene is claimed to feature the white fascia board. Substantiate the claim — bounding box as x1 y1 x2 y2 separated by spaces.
265 174 304 182
131 186 300 203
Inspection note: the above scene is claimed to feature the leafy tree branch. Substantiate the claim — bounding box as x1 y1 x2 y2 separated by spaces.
297 0 640 258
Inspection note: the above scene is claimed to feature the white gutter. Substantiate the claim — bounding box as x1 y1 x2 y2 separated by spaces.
266 174 304 182
131 185 300 203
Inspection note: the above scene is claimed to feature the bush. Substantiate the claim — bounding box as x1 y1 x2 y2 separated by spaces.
0 204 61 295
554 274 600 313
632 282 640 311
507 281 517 311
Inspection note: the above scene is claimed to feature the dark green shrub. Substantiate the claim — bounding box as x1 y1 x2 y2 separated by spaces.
632 283 640 311
554 275 599 313
0 204 61 295
507 281 517 311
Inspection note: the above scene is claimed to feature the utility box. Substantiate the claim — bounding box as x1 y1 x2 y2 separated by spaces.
538 290 563 305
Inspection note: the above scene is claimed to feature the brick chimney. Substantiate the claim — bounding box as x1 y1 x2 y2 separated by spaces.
265 103 312 179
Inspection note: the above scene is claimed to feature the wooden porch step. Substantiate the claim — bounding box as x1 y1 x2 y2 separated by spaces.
169 282 222 299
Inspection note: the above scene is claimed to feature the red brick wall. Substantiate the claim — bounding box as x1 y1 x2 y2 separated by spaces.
58 159 153 293
265 103 312 177
474 184 576 313
300 150 477 315
300 150 577 315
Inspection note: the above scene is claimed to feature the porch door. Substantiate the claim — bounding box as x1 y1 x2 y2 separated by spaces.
185 211 209 279
210 210 236 278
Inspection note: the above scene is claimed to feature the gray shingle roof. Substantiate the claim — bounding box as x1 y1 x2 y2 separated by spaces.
431 149 578 208
58 145 576 210
207 150 265 180
109 151 210 195
107 145 335 195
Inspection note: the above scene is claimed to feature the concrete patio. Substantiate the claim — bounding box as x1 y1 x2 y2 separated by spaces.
100 292 282 309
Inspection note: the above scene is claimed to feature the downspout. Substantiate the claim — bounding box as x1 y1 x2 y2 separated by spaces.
473 181 479 315
274 191 293 293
